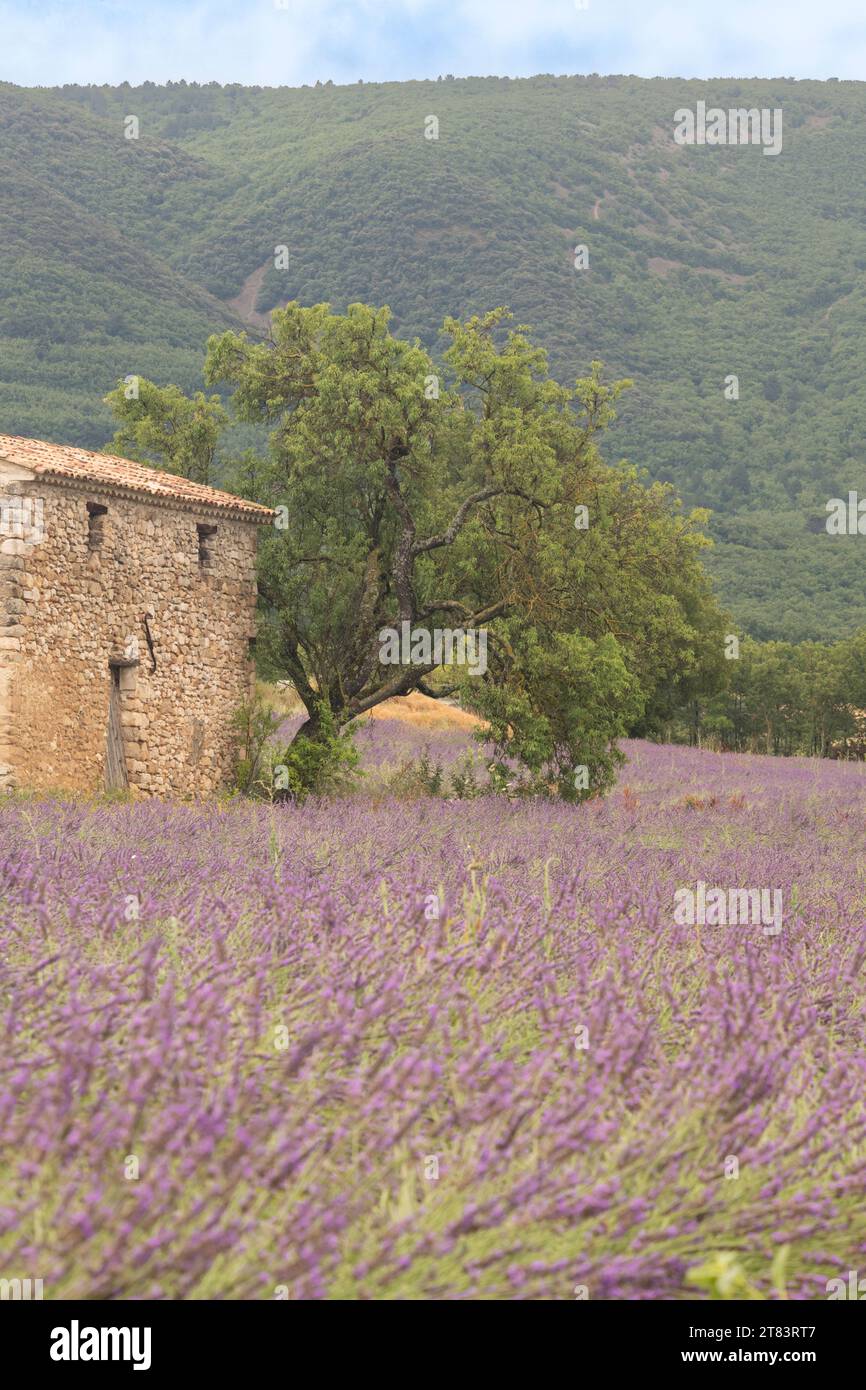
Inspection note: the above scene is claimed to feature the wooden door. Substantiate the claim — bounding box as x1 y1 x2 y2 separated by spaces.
105 667 128 791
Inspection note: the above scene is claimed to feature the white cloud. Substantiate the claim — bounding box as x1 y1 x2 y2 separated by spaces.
0 0 864 86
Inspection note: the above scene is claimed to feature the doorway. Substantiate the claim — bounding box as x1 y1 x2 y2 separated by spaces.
105 665 128 791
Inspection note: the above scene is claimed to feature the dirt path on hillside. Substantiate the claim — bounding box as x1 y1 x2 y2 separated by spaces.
225 261 272 333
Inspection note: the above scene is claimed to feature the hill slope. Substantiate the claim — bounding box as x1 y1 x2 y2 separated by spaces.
3 74 866 639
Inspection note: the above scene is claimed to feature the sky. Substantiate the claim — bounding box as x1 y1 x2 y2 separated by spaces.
1 0 866 88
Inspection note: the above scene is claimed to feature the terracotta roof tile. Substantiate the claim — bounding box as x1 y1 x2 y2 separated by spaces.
0 434 274 520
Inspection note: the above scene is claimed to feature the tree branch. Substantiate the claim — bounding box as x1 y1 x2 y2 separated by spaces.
417 680 459 699
413 486 546 557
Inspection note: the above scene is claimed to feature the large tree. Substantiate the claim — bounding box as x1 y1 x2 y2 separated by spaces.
108 302 726 797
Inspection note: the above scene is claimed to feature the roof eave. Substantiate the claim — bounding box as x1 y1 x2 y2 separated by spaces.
34 469 276 523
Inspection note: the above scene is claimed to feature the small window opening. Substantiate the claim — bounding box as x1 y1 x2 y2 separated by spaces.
197 523 218 568
87 501 108 550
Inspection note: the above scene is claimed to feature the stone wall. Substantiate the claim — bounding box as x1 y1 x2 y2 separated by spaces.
0 471 262 797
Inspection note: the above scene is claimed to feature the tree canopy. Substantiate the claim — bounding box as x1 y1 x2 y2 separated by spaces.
108 301 726 798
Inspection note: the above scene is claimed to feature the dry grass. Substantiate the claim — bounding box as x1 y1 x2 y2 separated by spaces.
361 691 486 731
259 683 486 732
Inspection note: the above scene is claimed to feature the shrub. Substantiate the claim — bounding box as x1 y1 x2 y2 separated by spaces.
273 703 361 802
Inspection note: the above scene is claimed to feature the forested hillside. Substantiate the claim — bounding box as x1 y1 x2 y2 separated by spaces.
3 73 866 639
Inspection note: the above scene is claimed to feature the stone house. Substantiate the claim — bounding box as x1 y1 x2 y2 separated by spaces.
0 434 273 797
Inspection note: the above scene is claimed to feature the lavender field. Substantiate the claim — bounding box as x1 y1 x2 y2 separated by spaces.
2 728 866 1300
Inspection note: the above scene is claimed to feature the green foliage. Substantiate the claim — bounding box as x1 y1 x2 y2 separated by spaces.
232 694 361 801
230 694 282 797
685 1252 764 1301
463 630 644 800
388 749 485 800
448 752 482 800
103 378 228 482
664 629 866 757
5 75 866 635
412 750 445 796
273 703 362 802
106 297 724 797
